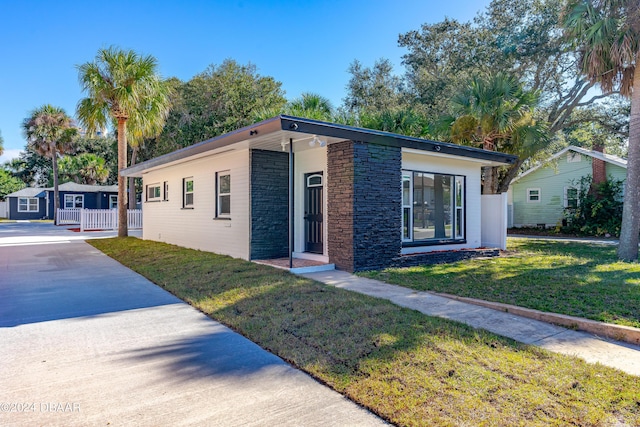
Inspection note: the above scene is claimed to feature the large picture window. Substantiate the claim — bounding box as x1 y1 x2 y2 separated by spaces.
18 197 39 212
402 170 465 244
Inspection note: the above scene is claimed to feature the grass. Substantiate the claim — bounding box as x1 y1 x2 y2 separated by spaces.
89 237 640 427
362 238 640 329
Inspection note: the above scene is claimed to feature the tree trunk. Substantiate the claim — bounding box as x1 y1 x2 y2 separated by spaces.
481 137 497 194
128 146 138 212
617 52 640 261
117 118 128 237
52 147 59 224
496 159 525 194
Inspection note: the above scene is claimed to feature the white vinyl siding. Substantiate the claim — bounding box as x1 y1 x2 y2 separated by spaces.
141 150 250 260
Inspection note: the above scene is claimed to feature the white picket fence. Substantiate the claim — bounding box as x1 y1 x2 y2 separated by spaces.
56 208 142 231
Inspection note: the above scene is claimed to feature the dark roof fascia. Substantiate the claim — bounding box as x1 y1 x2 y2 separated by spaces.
122 116 283 176
279 115 517 165
123 115 517 176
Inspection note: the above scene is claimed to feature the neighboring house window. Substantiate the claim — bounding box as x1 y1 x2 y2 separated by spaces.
527 188 541 203
216 171 231 217
18 197 39 212
64 194 84 209
109 195 118 209
564 187 579 208
183 178 194 208
146 183 161 202
163 181 169 201
402 170 465 244
567 152 581 163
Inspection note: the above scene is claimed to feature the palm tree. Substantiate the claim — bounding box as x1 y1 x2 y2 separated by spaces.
59 153 109 185
22 105 77 223
254 92 334 122
563 0 640 261
446 72 548 194
76 47 171 237
0 130 4 156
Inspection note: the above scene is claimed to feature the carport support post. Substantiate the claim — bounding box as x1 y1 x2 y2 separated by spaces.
289 138 294 269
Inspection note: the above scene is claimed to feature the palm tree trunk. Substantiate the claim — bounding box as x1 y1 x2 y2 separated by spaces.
128 146 138 211
52 147 60 224
117 118 128 237
617 52 640 261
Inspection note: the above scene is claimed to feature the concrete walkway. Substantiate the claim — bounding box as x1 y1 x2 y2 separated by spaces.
0 223 386 426
302 270 640 377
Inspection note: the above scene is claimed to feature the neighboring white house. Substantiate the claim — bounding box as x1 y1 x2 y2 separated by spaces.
508 146 627 228
122 115 517 272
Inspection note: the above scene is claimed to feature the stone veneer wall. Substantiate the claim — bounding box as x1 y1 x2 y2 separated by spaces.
327 141 402 272
250 149 289 260
392 249 500 268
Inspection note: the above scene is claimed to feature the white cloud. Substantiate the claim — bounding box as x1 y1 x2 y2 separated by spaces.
0 149 23 165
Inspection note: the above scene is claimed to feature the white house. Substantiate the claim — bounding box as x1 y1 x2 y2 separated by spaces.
122 115 516 272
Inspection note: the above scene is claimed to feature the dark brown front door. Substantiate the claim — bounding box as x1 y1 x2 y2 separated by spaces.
304 172 323 254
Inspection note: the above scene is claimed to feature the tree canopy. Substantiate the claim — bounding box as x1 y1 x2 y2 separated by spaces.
22 104 77 222
77 46 170 236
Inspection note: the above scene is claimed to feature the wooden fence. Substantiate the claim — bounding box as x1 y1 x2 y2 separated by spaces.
56 208 142 231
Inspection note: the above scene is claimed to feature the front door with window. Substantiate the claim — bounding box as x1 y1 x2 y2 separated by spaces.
304 172 323 254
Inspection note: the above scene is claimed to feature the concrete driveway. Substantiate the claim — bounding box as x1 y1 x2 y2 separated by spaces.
0 223 385 426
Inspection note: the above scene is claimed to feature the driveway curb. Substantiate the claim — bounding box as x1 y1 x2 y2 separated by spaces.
430 292 640 346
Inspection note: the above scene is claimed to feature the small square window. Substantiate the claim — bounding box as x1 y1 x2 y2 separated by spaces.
527 188 541 203
146 184 161 202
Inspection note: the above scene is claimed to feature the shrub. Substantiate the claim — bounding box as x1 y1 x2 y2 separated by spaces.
562 175 624 237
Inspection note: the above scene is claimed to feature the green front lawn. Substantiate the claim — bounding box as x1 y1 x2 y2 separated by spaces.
89 237 640 427
362 238 640 328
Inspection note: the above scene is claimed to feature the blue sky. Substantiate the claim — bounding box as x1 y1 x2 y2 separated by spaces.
0 0 491 163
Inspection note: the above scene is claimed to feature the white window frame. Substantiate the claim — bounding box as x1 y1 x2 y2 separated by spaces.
216 171 231 217
526 188 541 203
564 186 579 208
109 195 118 209
183 177 194 208
64 194 84 209
401 170 465 244
163 181 169 201
146 183 162 202
18 197 39 212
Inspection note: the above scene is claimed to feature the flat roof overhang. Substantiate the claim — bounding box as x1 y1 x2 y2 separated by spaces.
122 115 518 177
